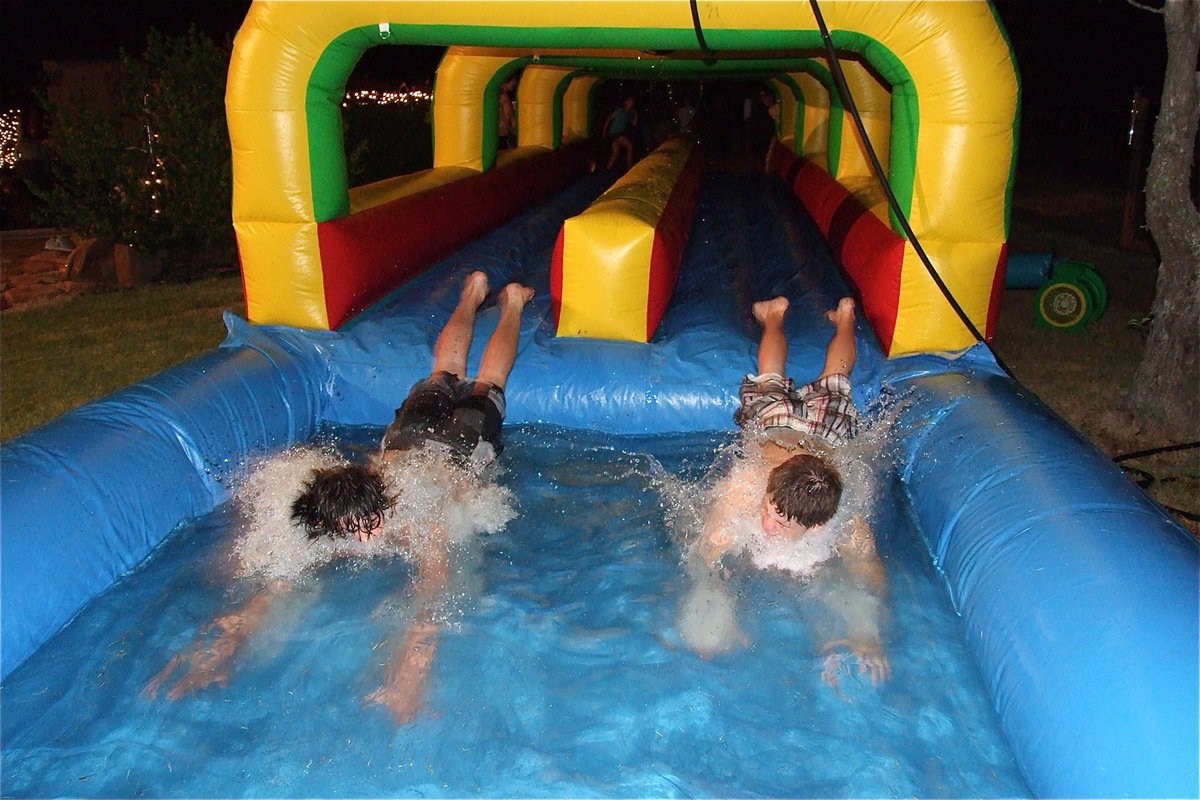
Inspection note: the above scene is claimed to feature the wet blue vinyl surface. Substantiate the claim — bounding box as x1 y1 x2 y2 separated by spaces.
1 425 1028 798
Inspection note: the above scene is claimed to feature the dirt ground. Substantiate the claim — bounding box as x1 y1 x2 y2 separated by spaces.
0 229 73 311
995 172 1198 533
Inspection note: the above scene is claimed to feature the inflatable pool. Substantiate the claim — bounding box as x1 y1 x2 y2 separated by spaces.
2 2 1196 797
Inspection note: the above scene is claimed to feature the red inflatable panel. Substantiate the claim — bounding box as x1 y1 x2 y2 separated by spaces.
318 142 590 329
769 143 904 353
840 212 904 353
986 242 1008 342
550 229 566 329
791 160 846 235
647 147 705 340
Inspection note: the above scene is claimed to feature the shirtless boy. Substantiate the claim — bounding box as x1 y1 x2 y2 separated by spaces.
145 272 534 722
681 296 890 687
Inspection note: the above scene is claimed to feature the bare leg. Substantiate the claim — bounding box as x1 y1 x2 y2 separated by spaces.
820 297 857 379
752 296 790 376
475 283 535 390
432 271 489 378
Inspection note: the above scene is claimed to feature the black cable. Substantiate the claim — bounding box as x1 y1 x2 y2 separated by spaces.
1114 440 1200 523
804 1 1200 525
806 0 1017 380
1112 440 1200 462
1118 464 1155 488
689 0 718 65
1172 508 1200 524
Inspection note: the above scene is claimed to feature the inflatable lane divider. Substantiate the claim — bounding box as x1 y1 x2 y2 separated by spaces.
551 136 704 342
317 141 591 330
768 140 904 354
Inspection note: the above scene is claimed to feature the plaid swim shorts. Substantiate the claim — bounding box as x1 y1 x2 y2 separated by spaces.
734 372 858 446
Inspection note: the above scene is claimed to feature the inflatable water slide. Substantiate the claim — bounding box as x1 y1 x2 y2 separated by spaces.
2 2 1195 797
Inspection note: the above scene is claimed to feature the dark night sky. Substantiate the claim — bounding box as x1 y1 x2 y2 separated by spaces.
995 0 1166 105
2 1 251 102
1 0 1168 95
1 0 1170 177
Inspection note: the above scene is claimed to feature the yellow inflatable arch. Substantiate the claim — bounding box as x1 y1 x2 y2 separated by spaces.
227 0 1018 356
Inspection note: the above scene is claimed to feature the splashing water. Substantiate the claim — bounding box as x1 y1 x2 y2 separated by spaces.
1 423 1028 798
651 392 907 577
230 443 516 584
378 445 517 550
647 397 909 660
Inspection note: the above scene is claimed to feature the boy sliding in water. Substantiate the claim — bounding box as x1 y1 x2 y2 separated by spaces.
679 296 890 687
145 272 534 723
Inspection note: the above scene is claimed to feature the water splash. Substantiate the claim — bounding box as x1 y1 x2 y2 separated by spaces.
230 444 516 584
647 390 909 578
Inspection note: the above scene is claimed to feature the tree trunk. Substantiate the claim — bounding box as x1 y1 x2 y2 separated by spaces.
1129 0 1200 440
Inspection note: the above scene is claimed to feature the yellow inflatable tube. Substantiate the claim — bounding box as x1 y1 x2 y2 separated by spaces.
552 138 703 342
226 1 1016 353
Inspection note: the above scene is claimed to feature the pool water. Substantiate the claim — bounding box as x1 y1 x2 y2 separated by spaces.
1 425 1030 797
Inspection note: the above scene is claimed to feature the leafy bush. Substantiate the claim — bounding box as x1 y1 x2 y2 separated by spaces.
36 27 236 279
343 99 433 186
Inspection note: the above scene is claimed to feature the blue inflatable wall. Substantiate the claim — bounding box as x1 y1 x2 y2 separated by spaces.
1 174 1196 798
895 367 1198 798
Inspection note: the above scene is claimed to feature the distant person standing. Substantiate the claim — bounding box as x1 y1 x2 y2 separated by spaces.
498 76 517 150
15 108 52 188
762 88 780 124
742 93 755 154
603 95 638 171
748 88 778 162
676 96 697 135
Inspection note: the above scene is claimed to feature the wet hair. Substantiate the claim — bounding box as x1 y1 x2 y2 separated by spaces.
766 453 843 528
290 464 394 539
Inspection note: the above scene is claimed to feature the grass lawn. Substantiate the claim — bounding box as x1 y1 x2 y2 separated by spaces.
1 275 245 441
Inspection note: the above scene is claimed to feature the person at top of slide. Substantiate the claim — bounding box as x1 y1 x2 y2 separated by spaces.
603 95 638 171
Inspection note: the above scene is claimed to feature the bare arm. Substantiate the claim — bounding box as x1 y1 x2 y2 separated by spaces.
690 471 745 575
677 473 749 658
143 579 292 700
820 516 891 686
367 528 451 724
843 515 887 594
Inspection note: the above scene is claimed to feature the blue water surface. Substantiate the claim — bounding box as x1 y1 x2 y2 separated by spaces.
1 425 1029 798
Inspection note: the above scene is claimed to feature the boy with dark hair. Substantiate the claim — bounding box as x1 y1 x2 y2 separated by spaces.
289 463 394 540
679 296 890 688
146 272 533 723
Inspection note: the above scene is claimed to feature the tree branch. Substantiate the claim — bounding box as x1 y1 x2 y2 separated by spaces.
1126 0 1166 14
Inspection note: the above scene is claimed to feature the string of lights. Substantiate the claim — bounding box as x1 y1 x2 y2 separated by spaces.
1 88 429 173
1 110 22 169
341 87 431 108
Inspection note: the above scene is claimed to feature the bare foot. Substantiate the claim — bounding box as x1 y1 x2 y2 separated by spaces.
497 283 535 312
825 297 856 327
752 296 789 325
461 271 489 310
